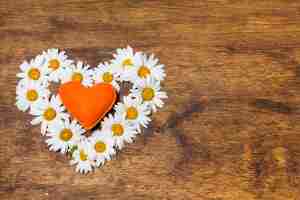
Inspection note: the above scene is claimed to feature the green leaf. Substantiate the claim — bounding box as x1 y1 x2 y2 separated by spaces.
68 145 78 156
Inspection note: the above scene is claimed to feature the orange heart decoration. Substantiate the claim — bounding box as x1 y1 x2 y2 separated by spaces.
58 81 117 130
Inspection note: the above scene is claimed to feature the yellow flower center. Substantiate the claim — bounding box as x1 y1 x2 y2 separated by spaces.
122 58 133 67
72 72 83 82
43 107 56 121
48 59 60 70
102 72 113 83
142 87 155 101
26 89 38 101
59 128 73 142
80 150 88 161
111 123 124 136
137 66 150 78
28 68 40 80
126 107 138 120
94 141 106 153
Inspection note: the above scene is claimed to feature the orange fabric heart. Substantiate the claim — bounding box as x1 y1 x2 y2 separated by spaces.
58 81 117 130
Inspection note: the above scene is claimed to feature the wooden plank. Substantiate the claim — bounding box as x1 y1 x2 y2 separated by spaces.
1 0 300 199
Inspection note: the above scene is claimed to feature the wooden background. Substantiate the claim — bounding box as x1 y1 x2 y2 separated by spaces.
1 0 300 199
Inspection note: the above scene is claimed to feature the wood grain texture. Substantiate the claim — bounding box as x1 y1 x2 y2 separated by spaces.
1 0 300 199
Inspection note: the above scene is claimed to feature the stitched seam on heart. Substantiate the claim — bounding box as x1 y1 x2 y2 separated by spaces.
86 88 117 129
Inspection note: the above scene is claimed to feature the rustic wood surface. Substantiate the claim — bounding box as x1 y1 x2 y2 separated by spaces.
1 0 300 199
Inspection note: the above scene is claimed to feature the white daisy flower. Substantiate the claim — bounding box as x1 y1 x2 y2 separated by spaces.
17 54 49 87
89 130 115 167
70 139 95 174
45 119 85 154
93 62 121 91
16 81 50 112
115 96 151 133
102 113 137 150
130 77 168 112
61 61 93 86
43 48 73 82
129 53 166 84
30 95 69 135
111 46 142 81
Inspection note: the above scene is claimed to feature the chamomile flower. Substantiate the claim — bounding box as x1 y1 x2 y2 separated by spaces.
130 77 168 112
16 81 50 112
61 61 93 86
111 46 142 81
130 53 166 84
70 139 95 174
43 48 73 82
89 130 115 167
93 62 121 91
45 119 85 154
17 54 49 87
30 95 69 135
115 96 151 132
102 113 137 150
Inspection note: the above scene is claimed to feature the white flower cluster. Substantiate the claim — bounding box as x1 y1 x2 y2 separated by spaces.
15 47 167 174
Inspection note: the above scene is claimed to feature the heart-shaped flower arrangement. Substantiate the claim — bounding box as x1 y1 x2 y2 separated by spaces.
15 46 167 174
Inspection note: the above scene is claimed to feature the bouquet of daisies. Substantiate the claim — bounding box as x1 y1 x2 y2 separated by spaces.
16 46 167 174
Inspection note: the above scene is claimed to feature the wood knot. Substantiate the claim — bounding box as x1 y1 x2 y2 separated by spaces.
272 147 288 167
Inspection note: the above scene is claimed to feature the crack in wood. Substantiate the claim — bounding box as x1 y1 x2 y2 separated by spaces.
251 98 293 114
